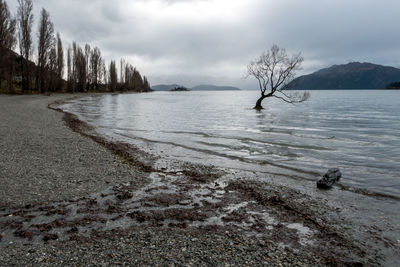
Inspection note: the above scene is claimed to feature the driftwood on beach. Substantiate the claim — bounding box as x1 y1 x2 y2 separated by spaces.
317 168 342 189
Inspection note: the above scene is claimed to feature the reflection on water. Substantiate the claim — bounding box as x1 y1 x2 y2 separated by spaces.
61 90 400 197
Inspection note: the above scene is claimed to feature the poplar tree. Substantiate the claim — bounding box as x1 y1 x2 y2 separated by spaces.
109 60 117 92
0 0 16 93
90 47 102 91
17 0 34 92
37 8 54 93
56 32 64 90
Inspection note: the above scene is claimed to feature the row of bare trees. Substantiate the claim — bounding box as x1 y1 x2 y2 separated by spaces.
0 0 150 94
120 60 150 92
65 43 150 93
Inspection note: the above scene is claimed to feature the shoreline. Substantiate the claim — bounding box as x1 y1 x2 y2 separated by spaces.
0 94 148 208
0 94 399 266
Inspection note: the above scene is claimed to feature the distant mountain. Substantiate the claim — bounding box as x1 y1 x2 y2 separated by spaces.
287 62 400 90
151 84 183 91
191 84 241 91
152 84 241 91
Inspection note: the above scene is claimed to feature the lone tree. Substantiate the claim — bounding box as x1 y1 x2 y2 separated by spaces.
247 45 309 110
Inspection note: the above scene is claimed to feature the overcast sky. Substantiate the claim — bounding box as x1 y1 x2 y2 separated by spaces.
6 0 400 89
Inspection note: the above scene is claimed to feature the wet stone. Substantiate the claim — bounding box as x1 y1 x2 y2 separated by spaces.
317 168 342 189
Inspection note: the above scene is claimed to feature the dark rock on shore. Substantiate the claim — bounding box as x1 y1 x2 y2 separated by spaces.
317 168 342 189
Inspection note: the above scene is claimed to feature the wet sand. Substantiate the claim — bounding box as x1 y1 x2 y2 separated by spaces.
0 94 399 266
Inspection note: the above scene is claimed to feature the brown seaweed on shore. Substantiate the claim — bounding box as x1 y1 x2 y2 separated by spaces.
14 230 32 239
40 99 387 266
62 112 154 170
226 180 372 265
48 101 156 174
43 233 58 242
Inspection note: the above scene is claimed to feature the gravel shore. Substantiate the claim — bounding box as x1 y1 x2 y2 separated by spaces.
0 94 148 208
0 94 320 266
0 94 398 266
1 227 322 267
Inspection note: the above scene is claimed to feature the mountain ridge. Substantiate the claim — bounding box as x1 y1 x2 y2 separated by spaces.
287 62 400 89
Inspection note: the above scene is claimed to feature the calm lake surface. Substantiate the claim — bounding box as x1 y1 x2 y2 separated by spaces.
61 90 400 198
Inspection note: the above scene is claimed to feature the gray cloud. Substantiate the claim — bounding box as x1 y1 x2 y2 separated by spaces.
6 0 400 89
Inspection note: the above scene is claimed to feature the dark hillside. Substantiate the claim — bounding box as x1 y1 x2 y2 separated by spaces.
287 62 400 89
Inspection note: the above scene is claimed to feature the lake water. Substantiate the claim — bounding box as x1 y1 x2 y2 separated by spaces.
60 90 400 198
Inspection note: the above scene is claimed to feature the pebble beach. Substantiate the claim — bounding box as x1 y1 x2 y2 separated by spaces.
0 94 398 266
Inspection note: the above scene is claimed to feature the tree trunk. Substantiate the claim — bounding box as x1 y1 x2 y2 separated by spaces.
7 59 14 94
254 95 267 110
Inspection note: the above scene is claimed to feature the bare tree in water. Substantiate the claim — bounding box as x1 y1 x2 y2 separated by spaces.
247 45 309 110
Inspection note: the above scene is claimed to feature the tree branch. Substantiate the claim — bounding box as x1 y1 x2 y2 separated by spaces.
273 95 295 104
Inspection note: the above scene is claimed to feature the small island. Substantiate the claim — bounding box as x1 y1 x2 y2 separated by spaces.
170 86 189 91
386 82 400 89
